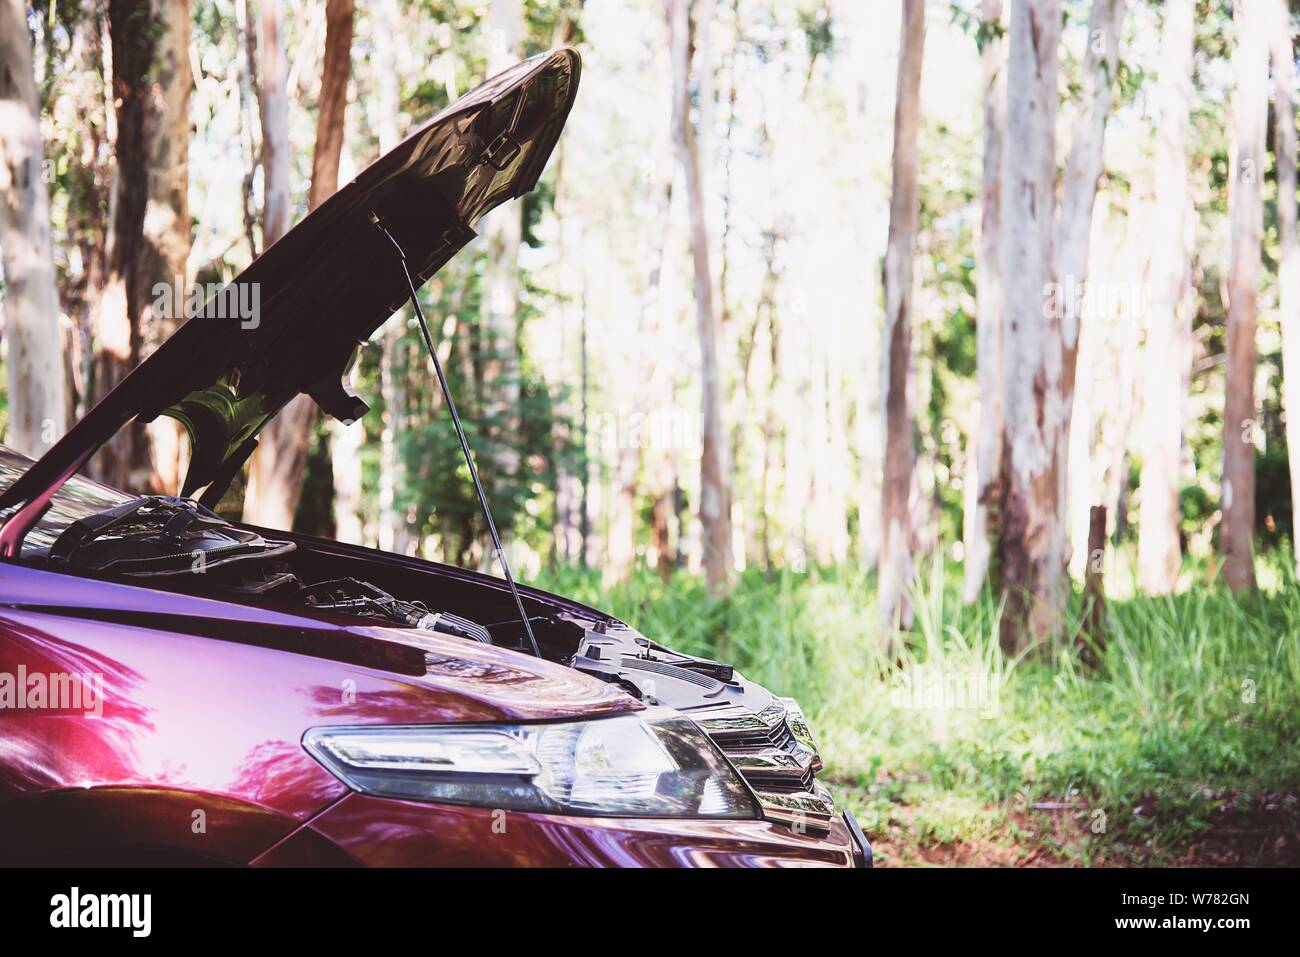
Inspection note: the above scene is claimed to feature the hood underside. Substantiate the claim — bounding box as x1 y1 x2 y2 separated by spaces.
0 49 579 552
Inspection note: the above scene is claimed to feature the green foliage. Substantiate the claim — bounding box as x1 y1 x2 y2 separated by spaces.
795 3 834 67
948 1 1004 53
294 416 338 538
1255 445 1294 548
320 249 581 561
525 0 587 49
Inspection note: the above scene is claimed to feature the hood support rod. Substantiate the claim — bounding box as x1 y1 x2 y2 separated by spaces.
375 219 542 659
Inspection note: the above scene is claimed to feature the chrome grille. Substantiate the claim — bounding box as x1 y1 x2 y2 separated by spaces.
742 766 816 794
718 718 797 752
693 698 834 834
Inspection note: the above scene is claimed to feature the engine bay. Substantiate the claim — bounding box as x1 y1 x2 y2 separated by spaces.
34 500 619 662
36 496 757 701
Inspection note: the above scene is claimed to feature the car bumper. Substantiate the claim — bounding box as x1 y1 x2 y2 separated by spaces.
843 809 873 867
253 793 870 868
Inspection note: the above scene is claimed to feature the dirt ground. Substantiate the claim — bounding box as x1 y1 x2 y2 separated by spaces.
868 803 1300 868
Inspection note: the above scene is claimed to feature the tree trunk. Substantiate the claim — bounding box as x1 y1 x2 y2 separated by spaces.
962 0 1005 602
0 0 68 458
331 366 364 543
140 0 191 495
480 0 525 485
1138 0 1195 594
667 0 732 591
1056 0 1123 595
879 0 925 633
1221 0 1268 593
1079 504 1107 667
651 488 674 580
374 0 409 554
236 0 260 259
307 0 354 214
1271 0 1300 574
761 269 781 570
605 447 638 586
330 0 382 546
1057 0 1123 405
93 0 157 489
61 0 111 429
579 283 592 567
244 0 355 531
997 0 1063 651
611 94 674 586
546 11 582 568
256 0 291 248
846 7 887 574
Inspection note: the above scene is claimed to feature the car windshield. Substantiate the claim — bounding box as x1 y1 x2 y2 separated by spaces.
0 446 135 557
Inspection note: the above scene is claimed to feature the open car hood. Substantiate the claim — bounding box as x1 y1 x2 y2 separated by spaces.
0 49 579 554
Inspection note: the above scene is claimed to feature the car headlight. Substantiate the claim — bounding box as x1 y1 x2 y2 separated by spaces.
303 707 761 819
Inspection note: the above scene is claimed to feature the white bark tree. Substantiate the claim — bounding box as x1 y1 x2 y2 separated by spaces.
963 0 1005 603
1137 0 1195 594
879 0 925 633
0 0 68 457
1221 0 1268 593
257 0 291 249
997 0 1063 649
1057 0 1124 599
1057 0 1124 395
667 0 733 590
1271 0 1300 573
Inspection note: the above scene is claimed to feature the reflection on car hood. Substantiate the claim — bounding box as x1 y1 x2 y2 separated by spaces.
1 558 639 725
0 48 580 549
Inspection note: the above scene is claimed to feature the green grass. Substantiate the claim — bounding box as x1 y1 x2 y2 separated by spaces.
534 555 1300 866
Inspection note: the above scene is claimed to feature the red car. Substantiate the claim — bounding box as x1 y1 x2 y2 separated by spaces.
0 49 869 868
